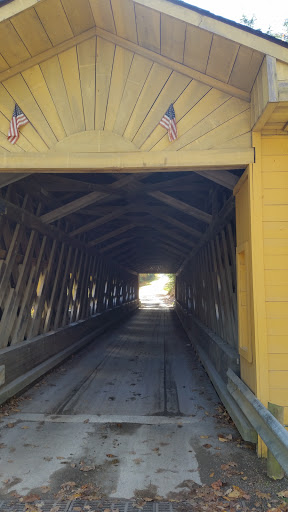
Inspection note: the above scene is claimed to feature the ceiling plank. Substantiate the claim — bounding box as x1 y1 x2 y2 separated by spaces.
149 190 212 224
40 190 108 224
70 206 129 236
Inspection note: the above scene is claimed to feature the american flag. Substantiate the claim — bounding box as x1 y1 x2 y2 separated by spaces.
159 103 177 142
7 104 29 144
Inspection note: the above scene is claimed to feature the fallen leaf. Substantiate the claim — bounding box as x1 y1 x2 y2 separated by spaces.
256 490 271 499
106 454 117 458
7 423 15 428
133 458 143 464
211 480 223 490
200 435 209 439
83 419 90 424
40 486 50 493
203 444 212 449
209 472 215 478
79 464 95 472
56 456 65 460
21 426 29 429
277 490 288 498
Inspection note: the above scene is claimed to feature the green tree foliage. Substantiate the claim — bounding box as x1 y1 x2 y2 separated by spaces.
240 14 288 41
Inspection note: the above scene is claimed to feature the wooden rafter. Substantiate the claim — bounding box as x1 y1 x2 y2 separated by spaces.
87 224 136 247
149 190 212 224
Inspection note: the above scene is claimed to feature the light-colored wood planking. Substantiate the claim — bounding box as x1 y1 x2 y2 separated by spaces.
0 20 31 67
263 189 288 205
261 136 288 156
11 8 52 56
135 4 160 53
105 46 134 132
266 285 288 302
269 354 288 371
229 46 263 92
161 13 186 63
206 35 239 83
262 173 288 188
58 48 85 133
54 131 137 153
0 147 255 171
141 79 211 151
21 65 66 141
111 0 138 43
263 222 288 241
184 109 250 151
40 56 75 136
134 71 190 148
266 300 288 316
124 62 172 141
35 0 74 46
0 55 9 73
262 155 288 172
113 54 153 136
0 130 22 153
77 38 97 131
263 205 288 222
269 371 288 388
153 88 230 151
60 0 95 36
184 25 212 73
95 37 115 131
3 74 56 148
89 0 116 33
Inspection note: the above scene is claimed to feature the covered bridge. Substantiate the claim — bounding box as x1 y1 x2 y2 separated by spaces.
0 0 288 479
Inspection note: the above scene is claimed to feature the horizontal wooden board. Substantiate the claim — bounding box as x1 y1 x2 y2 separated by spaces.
263 221 288 239
265 285 288 301
268 335 288 354
265 270 288 286
263 205 288 222
264 238 288 254
262 156 288 172
269 354 288 372
269 388 288 406
263 189 288 205
261 136 288 156
267 318 288 336
264 255 288 271
269 371 288 389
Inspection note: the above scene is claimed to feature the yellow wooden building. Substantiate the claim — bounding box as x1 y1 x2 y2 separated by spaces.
0 0 288 459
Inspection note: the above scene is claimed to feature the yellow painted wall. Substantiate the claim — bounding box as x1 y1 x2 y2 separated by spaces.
261 135 288 427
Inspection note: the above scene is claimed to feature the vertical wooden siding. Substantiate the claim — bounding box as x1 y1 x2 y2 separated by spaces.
0 185 138 349
176 220 238 351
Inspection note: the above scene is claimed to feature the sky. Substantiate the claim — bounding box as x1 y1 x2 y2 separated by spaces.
182 0 287 35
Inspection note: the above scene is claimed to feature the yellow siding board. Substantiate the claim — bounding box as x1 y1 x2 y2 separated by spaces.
268 336 288 354
183 103 249 151
229 46 264 93
285 408 288 425
206 35 239 83
261 137 288 156
113 54 153 136
265 270 288 285
77 38 96 131
265 286 288 301
264 255 288 270
161 14 186 63
89 0 116 33
124 63 171 142
105 46 133 132
21 65 66 141
40 56 75 136
263 205 288 222
35 0 74 46
267 318 288 336
142 80 210 151
262 173 288 189
263 221 288 239
0 54 9 72
111 0 138 43
0 21 30 66
266 301 288 317
61 0 95 35
135 4 160 54
264 238 288 254
3 74 55 148
269 389 288 406
95 37 115 131
183 25 212 73
217 132 251 149
135 72 190 148
263 189 288 205
58 48 85 133
11 8 52 56
269 371 288 388
269 354 288 371
153 88 230 151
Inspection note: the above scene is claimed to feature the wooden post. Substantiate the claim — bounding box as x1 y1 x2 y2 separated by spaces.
267 403 285 480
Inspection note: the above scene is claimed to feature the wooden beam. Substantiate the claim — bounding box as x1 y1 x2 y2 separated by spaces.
88 224 136 247
40 190 108 224
148 209 203 238
193 170 239 190
149 190 212 224
70 206 130 236
176 195 235 275
0 23 250 101
0 149 254 172
99 237 134 253
0 173 30 189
